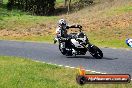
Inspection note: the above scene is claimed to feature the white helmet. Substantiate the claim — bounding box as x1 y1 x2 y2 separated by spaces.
58 19 67 29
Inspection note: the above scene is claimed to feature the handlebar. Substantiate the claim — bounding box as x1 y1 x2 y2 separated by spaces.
67 26 82 32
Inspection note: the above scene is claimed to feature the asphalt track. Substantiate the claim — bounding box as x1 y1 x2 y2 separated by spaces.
0 40 132 75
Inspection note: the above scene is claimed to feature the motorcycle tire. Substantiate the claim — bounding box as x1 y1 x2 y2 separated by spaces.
59 44 67 55
89 45 103 59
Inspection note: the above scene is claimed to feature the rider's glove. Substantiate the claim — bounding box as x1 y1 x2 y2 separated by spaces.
54 38 57 44
78 25 82 28
66 26 69 29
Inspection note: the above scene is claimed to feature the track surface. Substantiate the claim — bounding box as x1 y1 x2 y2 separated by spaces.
0 40 132 75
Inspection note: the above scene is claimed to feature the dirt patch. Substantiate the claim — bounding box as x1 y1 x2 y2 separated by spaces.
0 21 56 38
0 12 131 38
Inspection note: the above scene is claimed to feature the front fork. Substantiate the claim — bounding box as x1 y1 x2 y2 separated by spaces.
60 42 65 48
77 40 95 54
77 39 91 50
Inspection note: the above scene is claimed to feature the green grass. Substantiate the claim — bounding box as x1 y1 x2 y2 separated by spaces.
89 37 128 48
0 56 132 88
0 35 54 43
115 5 132 12
55 0 77 5
87 27 132 48
56 0 64 4
0 0 59 30
106 4 132 16
0 0 132 48
0 7 58 30
2 0 8 4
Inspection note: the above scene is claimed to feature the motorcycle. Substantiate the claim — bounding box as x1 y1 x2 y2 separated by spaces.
54 26 103 59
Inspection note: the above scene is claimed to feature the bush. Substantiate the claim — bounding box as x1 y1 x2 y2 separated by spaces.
7 0 56 15
71 0 94 11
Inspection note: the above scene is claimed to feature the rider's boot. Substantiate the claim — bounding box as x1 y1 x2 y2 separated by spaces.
72 48 76 56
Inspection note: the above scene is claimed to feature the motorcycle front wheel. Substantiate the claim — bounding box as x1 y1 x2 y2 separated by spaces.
59 44 67 55
88 45 103 59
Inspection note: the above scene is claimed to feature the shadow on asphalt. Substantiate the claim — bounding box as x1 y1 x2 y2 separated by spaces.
67 56 118 60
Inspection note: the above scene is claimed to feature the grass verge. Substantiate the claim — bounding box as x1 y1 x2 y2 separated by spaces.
0 35 54 43
0 56 132 88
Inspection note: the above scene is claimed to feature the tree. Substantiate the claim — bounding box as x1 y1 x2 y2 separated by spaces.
0 0 3 5
64 0 68 7
7 0 56 15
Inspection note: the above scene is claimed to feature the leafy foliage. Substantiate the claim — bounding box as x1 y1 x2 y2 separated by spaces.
7 0 56 15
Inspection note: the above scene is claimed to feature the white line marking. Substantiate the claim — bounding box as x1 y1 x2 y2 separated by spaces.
69 67 75 69
32 60 132 80
58 65 63 67
65 66 70 68
33 60 40 63
54 64 57 65
33 60 107 74
86 70 91 72
91 71 96 73
47 62 52 64
42 62 45 63
94 72 101 74
112 48 117 49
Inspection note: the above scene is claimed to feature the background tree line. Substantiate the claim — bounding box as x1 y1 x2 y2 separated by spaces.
0 0 3 4
7 0 56 15
4 0 93 15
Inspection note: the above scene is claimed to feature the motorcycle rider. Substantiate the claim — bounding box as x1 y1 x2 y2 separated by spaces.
55 19 69 40
54 19 82 56
55 19 82 42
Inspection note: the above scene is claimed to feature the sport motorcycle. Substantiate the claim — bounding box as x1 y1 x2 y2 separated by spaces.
54 26 103 59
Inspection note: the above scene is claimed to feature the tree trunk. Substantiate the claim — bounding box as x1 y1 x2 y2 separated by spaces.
67 0 71 14
64 0 68 7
